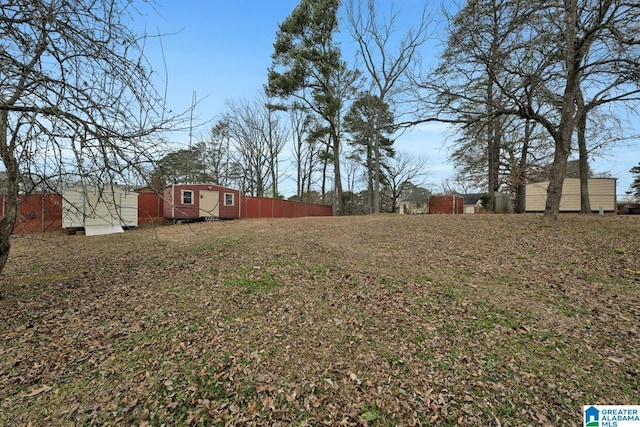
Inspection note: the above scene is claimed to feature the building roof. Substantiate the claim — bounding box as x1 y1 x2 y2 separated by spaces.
462 193 484 205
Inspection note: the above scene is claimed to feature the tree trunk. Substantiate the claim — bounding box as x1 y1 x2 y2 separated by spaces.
321 150 328 205
372 105 380 214
544 0 579 221
367 145 374 214
576 89 591 214
306 150 314 200
332 133 344 215
373 136 380 214
544 143 571 220
515 119 532 213
0 111 19 273
486 79 500 212
296 133 303 198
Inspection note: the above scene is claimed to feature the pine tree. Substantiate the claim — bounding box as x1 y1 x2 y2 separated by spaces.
630 163 640 199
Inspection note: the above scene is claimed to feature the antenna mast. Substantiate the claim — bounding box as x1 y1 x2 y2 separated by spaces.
189 90 196 149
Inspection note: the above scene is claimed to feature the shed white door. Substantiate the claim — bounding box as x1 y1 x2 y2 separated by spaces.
199 191 220 217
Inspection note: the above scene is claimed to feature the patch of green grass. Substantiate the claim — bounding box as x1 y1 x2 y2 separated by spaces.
414 275 434 283
381 277 404 291
216 235 249 249
5 269 89 285
144 370 228 426
385 352 403 368
225 274 281 294
310 262 332 276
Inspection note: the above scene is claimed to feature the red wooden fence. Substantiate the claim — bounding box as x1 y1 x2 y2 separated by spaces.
137 192 165 225
0 192 332 234
240 196 332 218
0 194 63 234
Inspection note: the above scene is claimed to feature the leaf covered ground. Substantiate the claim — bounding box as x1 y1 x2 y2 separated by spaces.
1 214 639 426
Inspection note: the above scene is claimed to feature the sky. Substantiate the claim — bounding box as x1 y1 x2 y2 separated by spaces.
136 0 639 199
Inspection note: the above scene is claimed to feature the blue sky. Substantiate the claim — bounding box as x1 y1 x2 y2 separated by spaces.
138 1 639 198
140 1 301 124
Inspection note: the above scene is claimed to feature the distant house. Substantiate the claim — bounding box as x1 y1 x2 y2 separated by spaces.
398 187 431 215
524 178 617 212
398 192 431 215
461 193 484 214
398 199 428 215
163 183 241 221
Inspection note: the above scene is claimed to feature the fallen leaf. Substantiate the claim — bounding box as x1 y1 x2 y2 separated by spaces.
22 385 52 398
349 372 361 385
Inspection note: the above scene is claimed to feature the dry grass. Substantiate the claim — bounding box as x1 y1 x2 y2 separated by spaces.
1 214 639 426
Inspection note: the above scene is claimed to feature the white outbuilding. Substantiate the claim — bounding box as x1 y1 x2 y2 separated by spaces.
62 185 139 235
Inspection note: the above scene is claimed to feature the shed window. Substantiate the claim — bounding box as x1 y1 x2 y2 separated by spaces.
182 190 193 204
224 193 234 206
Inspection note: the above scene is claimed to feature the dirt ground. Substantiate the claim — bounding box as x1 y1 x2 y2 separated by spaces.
1 214 639 426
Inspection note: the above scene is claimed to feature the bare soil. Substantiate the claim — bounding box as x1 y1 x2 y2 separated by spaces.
1 214 639 426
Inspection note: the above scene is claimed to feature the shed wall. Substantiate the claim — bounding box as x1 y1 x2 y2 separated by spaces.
62 187 138 228
398 200 429 215
62 188 86 228
525 178 616 212
163 184 241 220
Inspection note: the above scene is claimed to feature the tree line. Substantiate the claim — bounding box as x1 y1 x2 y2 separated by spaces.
156 0 638 219
0 0 638 273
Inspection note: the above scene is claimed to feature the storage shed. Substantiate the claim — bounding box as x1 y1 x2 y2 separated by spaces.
163 184 241 221
524 178 617 212
62 185 139 235
429 194 464 214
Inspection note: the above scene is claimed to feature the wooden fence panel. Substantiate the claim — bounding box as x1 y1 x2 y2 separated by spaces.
0 194 63 234
0 193 333 233
137 193 165 224
240 196 332 218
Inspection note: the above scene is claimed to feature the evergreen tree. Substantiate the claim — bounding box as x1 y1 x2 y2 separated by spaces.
631 163 640 199
344 94 395 213
267 0 358 214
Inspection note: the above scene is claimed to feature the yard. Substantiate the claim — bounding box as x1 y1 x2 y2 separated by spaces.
1 214 638 426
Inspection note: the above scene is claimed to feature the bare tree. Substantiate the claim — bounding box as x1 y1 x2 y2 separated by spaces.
289 105 321 199
428 0 546 212
448 113 555 211
382 151 429 213
200 119 233 186
422 0 640 220
533 0 639 219
224 95 288 197
264 100 289 198
224 99 269 197
0 0 175 273
346 0 433 213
